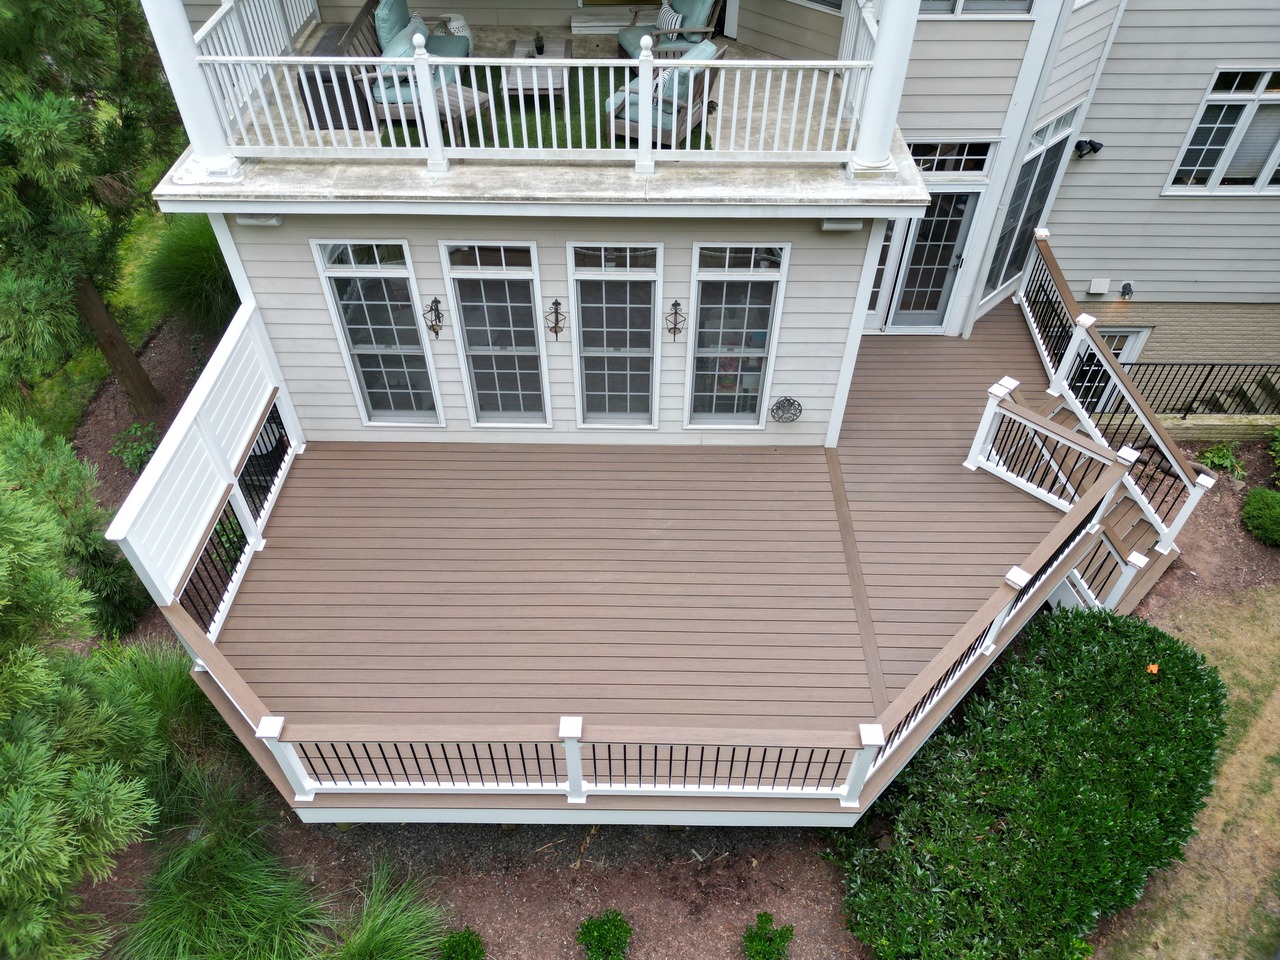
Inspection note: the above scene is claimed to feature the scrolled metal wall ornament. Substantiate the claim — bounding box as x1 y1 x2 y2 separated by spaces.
770 396 803 423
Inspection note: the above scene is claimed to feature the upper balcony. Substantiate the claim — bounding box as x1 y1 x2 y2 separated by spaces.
147 0 927 211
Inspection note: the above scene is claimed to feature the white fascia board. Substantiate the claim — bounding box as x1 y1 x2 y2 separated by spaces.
294 805 865 827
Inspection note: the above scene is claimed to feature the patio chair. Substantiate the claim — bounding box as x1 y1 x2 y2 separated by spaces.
606 40 724 147
618 0 724 59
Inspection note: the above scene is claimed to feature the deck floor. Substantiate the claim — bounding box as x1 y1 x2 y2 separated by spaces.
217 305 1059 747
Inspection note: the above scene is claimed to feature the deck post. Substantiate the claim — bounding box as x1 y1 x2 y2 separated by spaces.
1157 472 1215 553
560 716 587 803
963 376 1020 471
838 724 886 808
1103 550 1150 609
192 415 264 553
850 0 922 172
635 37 656 174
256 717 317 801
1048 313 1096 397
414 37 450 174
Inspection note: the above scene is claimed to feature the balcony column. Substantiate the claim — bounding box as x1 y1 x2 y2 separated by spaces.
139 0 241 179
850 0 922 173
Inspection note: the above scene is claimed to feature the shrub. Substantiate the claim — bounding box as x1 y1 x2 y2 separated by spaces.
1268 425 1280 485
328 864 446 960
1199 440 1246 480
576 909 632 960
137 214 240 334
742 912 794 960
440 927 487 960
1242 486 1280 547
826 608 1227 960
110 422 160 475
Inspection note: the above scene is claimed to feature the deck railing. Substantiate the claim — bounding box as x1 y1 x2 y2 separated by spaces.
1122 361 1280 418
106 303 303 637
196 45 873 170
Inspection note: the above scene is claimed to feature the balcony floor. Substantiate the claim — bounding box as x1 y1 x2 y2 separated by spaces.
215 303 1059 754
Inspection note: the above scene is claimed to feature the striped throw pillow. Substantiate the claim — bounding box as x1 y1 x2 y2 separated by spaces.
657 2 683 41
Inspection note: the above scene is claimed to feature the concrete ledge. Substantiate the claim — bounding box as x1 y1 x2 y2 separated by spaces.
1157 413 1280 442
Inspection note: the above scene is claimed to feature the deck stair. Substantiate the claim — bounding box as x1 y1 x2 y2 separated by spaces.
1193 371 1280 415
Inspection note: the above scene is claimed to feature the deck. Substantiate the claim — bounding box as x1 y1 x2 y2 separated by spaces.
215 305 1059 761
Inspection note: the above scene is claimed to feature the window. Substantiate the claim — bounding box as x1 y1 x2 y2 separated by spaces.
1169 70 1280 192
984 108 1078 295
688 246 786 425
444 243 549 424
909 141 993 174
919 0 1032 14
315 241 441 425
570 245 660 426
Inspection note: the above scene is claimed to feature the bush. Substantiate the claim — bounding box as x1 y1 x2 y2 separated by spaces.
826 608 1227 960
110 421 160 475
576 909 632 960
440 927 487 960
1242 486 1280 547
1268 426 1280 485
137 214 239 334
1199 440 1246 480
327 864 446 960
742 912 794 959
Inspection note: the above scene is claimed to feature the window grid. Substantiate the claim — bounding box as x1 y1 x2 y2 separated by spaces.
318 242 439 424
919 0 1032 13
451 268 546 422
909 141 993 174
1169 69 1280 192
577 278 656 422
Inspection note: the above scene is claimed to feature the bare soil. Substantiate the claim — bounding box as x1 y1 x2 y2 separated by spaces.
74 339 1280 958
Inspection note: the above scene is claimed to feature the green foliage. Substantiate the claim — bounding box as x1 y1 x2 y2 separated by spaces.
111 421 160 475
0 646 162 960
1242 486 1280 547
440 927 487 960
1199 441 1247 481
327 864 446 960
576 909 632 960
0 413 151 637
741 912 794 960
1268 426 1280 486
138 215 240 334
826 608 1228 960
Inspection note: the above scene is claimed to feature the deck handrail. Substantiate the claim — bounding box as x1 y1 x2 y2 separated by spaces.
1122 361 1280 418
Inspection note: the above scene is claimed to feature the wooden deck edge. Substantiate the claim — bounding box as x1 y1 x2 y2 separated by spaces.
192 669 298 805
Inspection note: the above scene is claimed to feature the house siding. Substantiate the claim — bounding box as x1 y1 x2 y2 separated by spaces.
736 0 841 60
1047 0 1280 304
898 18 1033 140
187 1 220 32
1036 0 1122 125
229 215 867 445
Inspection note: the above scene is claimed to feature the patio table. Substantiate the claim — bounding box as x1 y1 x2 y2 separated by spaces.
502 38 573 100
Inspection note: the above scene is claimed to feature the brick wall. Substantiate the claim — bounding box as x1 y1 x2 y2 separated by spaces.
1083 301 1280 363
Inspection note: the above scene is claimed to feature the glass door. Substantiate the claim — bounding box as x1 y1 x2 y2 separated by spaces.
880 191 979 330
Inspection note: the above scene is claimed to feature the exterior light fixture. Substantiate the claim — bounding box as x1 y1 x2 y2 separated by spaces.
664 300 686 340
422 297 444 338
545 299 566 339
1074 138 1104 159
1120 281 1134 301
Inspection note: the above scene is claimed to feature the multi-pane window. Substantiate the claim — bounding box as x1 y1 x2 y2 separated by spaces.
919 0 1032 13
571 245 659 425
1169 70 1280 191
909 141 993 174
689 246 785 424
316 241 440 424
984 108 1077 295
445 243 547 423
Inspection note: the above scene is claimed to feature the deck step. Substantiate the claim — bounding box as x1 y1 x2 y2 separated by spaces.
1258 372 1280 405
571 6 659 34
1235 381 1280 414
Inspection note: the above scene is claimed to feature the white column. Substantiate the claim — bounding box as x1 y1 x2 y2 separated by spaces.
851 0 922 172
964 376 1020 470
838 724 886 808
413 37 450 174
1103 550 1149 608
256 717 316 801
139 0 241 179
560 716 587 803
635 37 656 174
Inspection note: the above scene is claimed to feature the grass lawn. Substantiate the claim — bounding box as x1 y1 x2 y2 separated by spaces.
1098 586 1280 959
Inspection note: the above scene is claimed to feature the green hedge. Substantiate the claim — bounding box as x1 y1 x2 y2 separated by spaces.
1242 486 1280 547
826 608 1227 960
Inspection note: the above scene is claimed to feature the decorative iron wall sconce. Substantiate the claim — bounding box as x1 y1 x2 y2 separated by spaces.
1074 138 1104 159
664 300 686 340
770 396 803 423
545 299 566 340
422 297 444 338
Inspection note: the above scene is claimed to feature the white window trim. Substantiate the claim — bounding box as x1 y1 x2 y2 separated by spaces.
439 241 554 429
783 0 847 16
907 139 999 182
1163 68 1280 196
682 243 791 431
566 242 664 430
311 239 446 429
918 0 1033 19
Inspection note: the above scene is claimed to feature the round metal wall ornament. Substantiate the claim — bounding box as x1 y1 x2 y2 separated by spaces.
770 396 802 423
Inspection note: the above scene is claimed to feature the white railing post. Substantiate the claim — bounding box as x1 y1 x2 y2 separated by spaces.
140 0 241 178
1158 472 1215 552
560 716 587 803
1048 313 1096 396
838 724 886 808
964 376 1020 470
850 0 921 171
192 415 265 552
256 717 316 801
1103 550 1150 609
635 36 656 174
413 36 450 174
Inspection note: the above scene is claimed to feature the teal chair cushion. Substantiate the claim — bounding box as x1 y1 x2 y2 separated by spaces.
374 0 409 48
672 0 716 41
